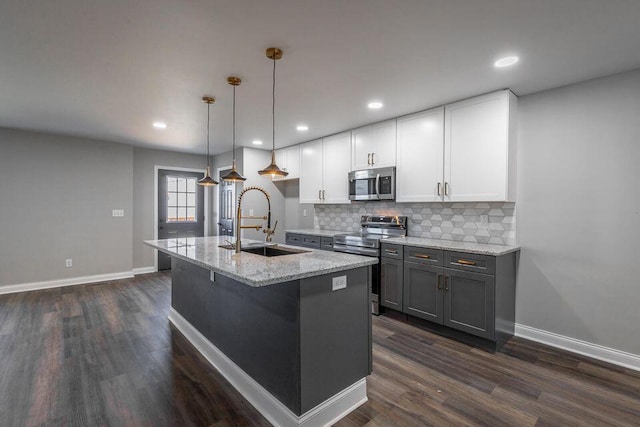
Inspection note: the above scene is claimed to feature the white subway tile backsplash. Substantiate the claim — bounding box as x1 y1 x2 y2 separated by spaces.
314 202 516 246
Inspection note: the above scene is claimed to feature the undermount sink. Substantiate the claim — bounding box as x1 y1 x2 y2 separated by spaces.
219 243 310 257
241 245 310 257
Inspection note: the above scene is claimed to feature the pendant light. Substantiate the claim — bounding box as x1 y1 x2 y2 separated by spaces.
198 96 219 186
258 47 289 178
221 77 246 182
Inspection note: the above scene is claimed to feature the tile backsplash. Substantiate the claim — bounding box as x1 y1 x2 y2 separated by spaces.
314 202 516 246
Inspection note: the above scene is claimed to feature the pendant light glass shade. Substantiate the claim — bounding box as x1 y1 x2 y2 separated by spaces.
258 47 288 178
221 77 246 182
198 96 219 186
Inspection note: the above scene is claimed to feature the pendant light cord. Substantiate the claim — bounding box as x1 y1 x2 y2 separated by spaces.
272 56 276 152
232 84 236 162
206 102 211 168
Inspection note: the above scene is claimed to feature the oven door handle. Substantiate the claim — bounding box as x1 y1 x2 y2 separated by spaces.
375 173 381 200
333 245 380 257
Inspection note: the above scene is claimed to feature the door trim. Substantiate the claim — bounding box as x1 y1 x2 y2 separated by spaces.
153 165 209 272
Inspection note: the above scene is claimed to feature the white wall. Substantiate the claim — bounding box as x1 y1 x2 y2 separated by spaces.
0 128 133 286
516 69 640 355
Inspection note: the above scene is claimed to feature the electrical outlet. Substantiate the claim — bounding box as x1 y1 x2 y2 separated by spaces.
249 209 254 216
65 259 73 268
479 215 489 229
112 209 125 217
332 275 347 291
303 209 307 217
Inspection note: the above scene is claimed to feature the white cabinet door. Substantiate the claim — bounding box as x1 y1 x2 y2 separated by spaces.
444 90 515 202
371 119 397 168
351 126 373 170
396 108 444 202
322 132 351 204
299 139 324 203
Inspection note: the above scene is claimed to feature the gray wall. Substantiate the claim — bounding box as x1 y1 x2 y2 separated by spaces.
132 147 211 269
0 128 133 286
516 69 640 355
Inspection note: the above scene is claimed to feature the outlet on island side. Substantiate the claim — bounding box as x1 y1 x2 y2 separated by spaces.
332 275 347 291
65 259 73 268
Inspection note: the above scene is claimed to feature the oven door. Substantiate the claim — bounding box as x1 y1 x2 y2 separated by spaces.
348 167 395 201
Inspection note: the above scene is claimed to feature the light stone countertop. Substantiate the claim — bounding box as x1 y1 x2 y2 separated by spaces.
284 229 345 237
145 236 377 287
384 236 520 256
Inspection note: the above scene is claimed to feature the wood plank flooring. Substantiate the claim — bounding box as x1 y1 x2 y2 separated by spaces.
1 272 639 426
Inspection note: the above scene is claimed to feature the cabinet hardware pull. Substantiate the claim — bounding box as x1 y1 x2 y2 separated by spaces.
367 153 371 166
385 249 398 255
322 190 325 200
371 152 375 165
437 182 442 196
444 276 449 292
437 274 442 290
444 182 449 196
457 259 477 266
318 190 322 200
414 254 431 260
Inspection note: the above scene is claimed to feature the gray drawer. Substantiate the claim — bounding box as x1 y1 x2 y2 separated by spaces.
444 251 495 275
286 233 321 249
381 243 403 260
321 237 334 251
404 246 443 266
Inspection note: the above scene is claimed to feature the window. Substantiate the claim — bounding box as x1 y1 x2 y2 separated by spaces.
167 176 197 222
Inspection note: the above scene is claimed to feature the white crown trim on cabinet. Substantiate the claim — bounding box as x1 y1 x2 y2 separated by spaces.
168 307 368 427
0 271 134 295
515 323 640 372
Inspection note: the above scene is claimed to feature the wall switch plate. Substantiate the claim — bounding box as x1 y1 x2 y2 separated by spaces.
332 275 347 291
303 209 307 217
65 259 72 268
249 209 254 216
112 209 125 217
479 215 489 228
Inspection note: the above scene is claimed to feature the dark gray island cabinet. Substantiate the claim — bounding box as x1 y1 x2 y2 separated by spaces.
145 236 377 427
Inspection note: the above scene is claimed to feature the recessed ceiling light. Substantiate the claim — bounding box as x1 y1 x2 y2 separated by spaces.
252 140 263 145
494 56 519 68
152 121 167 129
296 124 309 132
368 101 384 110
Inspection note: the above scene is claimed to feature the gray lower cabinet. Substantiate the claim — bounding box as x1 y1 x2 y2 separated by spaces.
285 232 334 251
386 244 517 344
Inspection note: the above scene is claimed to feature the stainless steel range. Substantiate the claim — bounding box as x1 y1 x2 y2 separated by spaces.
333 215 407 315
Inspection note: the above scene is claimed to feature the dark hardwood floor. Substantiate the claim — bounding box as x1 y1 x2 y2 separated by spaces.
1 273 639 426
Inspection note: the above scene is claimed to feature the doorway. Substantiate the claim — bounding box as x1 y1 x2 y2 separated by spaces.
157 169 206 271
217 167 236 237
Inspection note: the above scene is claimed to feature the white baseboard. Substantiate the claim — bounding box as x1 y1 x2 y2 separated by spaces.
515 323 640 372
132 266 156 275
168 307 367 427
0 271 134 295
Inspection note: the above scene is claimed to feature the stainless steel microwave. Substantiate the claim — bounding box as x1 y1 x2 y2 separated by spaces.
348 167 396 201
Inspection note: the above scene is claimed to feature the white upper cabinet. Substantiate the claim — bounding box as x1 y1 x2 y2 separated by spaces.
351 119 397 170
396 107 445 202
444 90 517 202
273 145 300 180
299 133 351 204
322 132 351 204
299 139 324 203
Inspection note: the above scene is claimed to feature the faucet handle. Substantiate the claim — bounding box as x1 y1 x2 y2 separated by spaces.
264 220 278 242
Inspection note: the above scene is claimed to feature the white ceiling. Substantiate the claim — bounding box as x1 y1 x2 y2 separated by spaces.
1 0 640 155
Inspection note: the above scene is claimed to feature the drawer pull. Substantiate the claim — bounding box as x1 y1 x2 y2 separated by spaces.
437 274 442 290
457 259 477 266
444 276 449 292
384 249 398 255
414 254 431 260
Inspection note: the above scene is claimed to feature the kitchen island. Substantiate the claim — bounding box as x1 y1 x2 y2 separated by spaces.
145 236 377 427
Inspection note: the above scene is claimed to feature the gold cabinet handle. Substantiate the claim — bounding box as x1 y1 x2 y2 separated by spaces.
414 254 431 260
437 273 442 290
371 152 375 165
384 249 398 255
318 189 322 200
367 153 371 166
437 182 442 196
457 259 477 266
444 182 449 196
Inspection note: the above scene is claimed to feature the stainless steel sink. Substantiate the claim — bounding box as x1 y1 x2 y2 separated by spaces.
241 245 310 257
218 243 310 256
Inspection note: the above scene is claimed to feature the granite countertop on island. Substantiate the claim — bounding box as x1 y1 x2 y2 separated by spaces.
384 236 520 256
145 236 377 287
284 228 345 237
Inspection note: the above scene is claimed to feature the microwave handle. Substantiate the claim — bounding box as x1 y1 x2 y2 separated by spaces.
375 173 381 199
